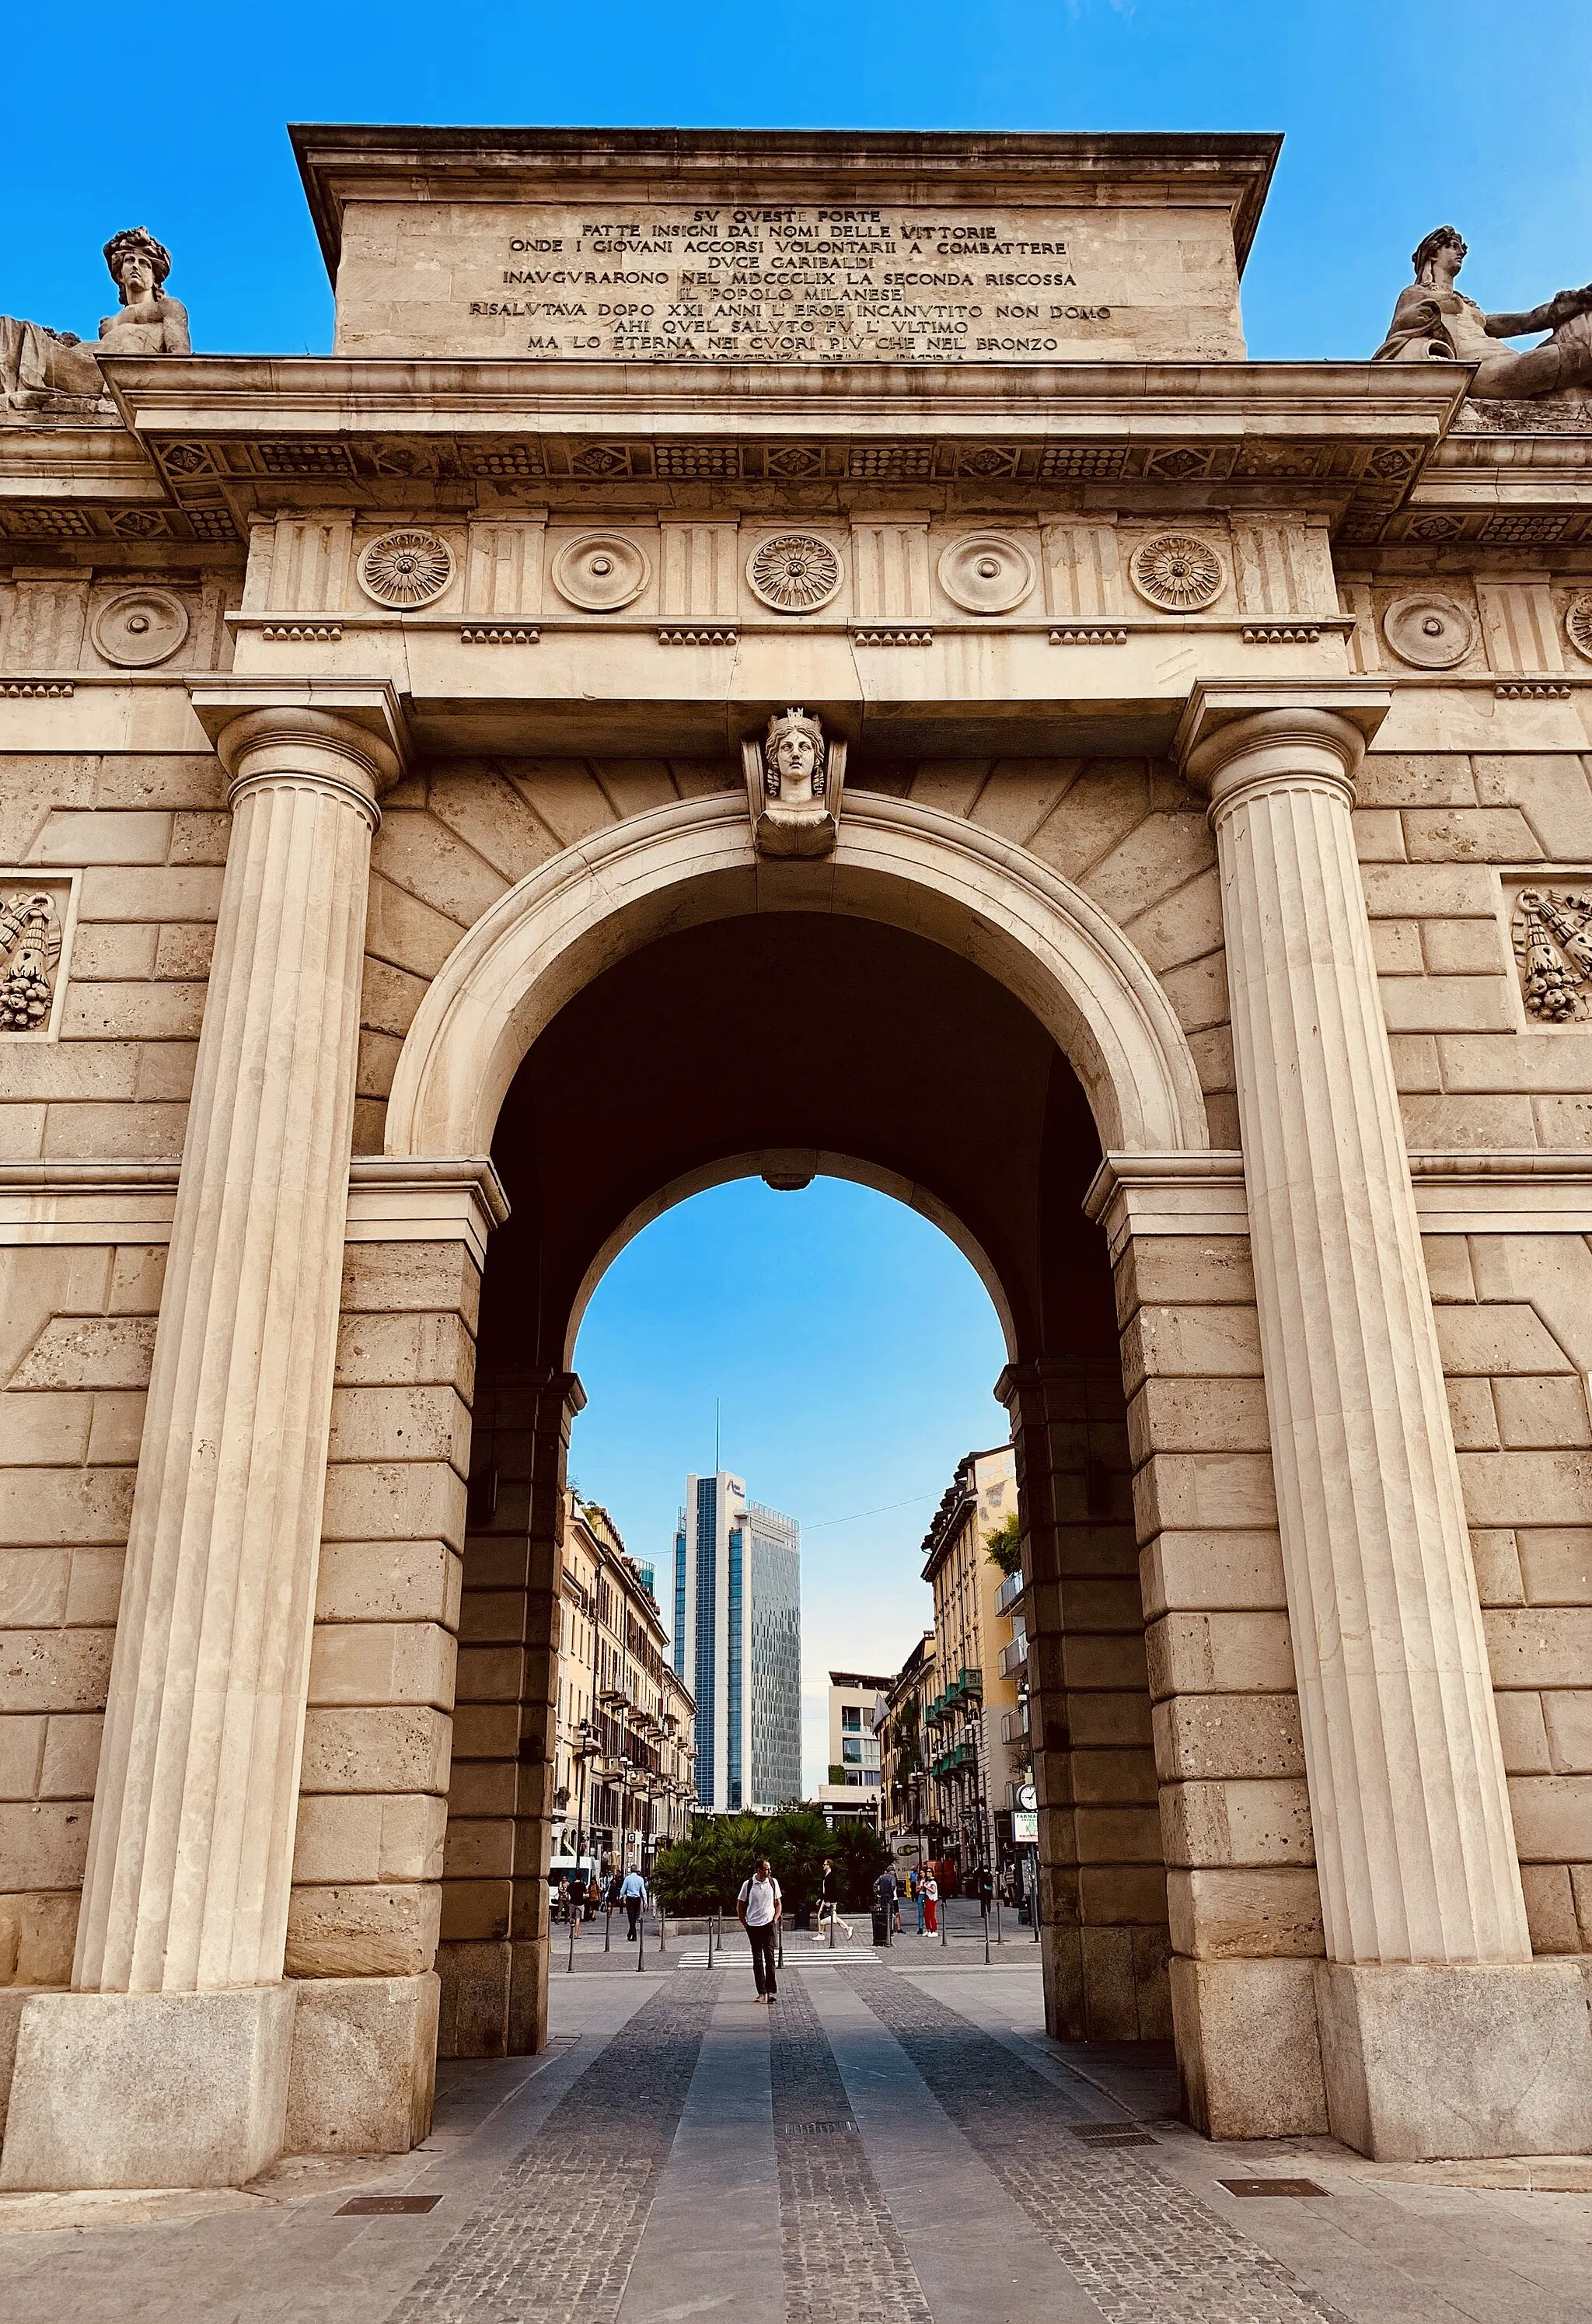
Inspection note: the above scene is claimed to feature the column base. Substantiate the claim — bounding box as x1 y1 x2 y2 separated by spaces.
0 1985 296 2190
284 1973 439 2155
1317 1959 1592 2161
438 1937 547 2058
1170 1957 1328 2138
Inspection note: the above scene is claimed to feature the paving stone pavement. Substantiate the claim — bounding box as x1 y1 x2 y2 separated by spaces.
838 1963 1350 2324
769 1971 934 2324
381 1970 720 2324
1 1958 1590 2324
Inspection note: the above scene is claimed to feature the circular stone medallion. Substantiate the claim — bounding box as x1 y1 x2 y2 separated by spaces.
747 533 843 614
1566 590 1592 663
1129 533 1227 613
551 531 650 612
92 586 189 669
937 531 1036 615
358 529 454 610
1381 592 1475 669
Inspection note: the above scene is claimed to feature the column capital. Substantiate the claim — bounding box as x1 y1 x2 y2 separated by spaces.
1173 681 1391 823
187 679 411 824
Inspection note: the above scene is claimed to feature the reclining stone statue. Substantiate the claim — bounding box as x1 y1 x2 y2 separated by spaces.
1374 225 1592 417
1 226 188 410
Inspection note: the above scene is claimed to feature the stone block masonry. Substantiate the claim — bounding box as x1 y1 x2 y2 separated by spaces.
5 120 1592 2185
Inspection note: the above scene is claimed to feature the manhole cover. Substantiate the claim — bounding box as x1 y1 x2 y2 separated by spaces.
1218 2179 1328 2199
337 2193 445 2214
1070 2123 1155 2147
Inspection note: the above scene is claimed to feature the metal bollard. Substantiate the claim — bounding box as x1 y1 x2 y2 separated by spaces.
605 1900 613 1953
637 1906 646 1972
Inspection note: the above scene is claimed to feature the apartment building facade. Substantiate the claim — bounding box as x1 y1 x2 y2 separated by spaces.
552 1497 696 1871
876 1632 937 1858
817 1669 890 1822
920 1446 1023 1880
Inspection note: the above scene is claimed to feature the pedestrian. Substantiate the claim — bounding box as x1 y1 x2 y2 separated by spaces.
914 1870 927 1935
977 1864 994 1919
922 1870 938 1934
619 1862 648 1941
736 1856 782 2000
813 1857 850 1942
585 1871 600 1921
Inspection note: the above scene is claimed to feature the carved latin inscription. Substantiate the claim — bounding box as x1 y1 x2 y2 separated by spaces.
460 206 1114 362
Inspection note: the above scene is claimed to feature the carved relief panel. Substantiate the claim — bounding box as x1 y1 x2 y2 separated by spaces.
1504 876 1592 1026
0 874 76 1038
1 576 232 674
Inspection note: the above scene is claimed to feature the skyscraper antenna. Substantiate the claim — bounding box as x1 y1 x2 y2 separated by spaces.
714 1398 721 1473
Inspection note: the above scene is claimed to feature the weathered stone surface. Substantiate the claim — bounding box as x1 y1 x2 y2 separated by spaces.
0 1985 295 2190
282 1971 438 2154
1316 1959 1592 2160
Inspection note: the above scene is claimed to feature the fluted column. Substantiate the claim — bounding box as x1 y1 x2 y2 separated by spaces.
73 706 401 1994
1182 701 1529 1970
1 699 406 2193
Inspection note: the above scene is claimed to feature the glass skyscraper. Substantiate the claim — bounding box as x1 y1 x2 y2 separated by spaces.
672 1472 801 1812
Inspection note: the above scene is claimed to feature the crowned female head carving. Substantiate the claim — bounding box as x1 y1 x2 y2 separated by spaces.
764 708 826 806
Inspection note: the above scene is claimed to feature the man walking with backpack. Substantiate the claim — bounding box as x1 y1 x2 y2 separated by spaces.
736 1857 782 2001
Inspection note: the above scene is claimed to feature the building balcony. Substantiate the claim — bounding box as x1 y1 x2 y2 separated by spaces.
997 1636 1028 1679
1000 1705 1030 1746
994 1570 1025 1616
959 1665 983 1698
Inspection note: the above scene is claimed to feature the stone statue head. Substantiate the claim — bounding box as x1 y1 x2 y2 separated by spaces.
103 228 173 304
764 708 826 803
1412 226 1467 284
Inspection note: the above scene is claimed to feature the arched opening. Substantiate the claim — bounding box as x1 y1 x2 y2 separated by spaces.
431 901 1174 2064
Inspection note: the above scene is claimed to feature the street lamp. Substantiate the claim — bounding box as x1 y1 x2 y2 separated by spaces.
567 1722 599 1976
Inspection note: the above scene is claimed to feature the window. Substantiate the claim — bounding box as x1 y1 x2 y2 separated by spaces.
842 1706 861 1731
842 1737 862 1763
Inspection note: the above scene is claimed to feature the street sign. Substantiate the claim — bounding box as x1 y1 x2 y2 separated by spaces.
1013 1809 1038 1843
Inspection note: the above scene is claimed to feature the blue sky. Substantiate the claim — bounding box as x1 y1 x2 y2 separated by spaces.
11 0 1590 1791
8 2 1592 359
569 1183 1007 1794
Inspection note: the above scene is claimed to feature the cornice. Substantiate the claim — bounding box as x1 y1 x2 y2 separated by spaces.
99 355 1467 437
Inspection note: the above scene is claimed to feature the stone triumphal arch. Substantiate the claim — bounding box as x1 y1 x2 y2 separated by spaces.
2 127 1592 2187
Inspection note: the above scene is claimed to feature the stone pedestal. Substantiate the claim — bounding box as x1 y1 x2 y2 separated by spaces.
0 695 403 2193
1316 1960 1592 2161
1171 1958 1328 2140
0 1987 296 2191
1181 687 1590 2158
284 1972 440 2155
